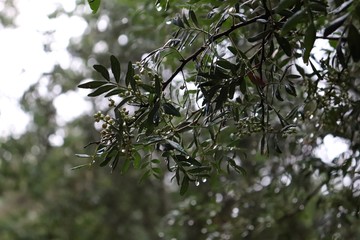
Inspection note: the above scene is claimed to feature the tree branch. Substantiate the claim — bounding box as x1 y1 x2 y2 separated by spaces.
162 14 267 91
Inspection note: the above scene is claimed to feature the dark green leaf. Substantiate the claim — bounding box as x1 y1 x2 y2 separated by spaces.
88 85 116 97
274 32 292 56
285 82 297 96
180 176 189 195
189 10 199 27
174 155 201 166
276 0 298 13
323 13 349 37
93 64 110 81
303 23 316 63
281 9 307 34
104 88 123 97
163 102 181 117
115 96 134 110
247 29 272 42
336 42 347 67
166 139 187 155
88 0 100 14
348 24 360 62
125 61 135 90
110 55 121 83
332 0 352 14
275 87 284 101
78 80 108 89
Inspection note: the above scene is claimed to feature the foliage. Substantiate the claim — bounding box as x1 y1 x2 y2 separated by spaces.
81 0 360 195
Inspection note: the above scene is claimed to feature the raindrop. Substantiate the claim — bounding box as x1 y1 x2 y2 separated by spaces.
156 3 162 11
202 177 207 183
195 180 200 186
166 20 172 25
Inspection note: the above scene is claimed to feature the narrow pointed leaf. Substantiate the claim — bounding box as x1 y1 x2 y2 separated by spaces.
88 85 116 97
303 23 316 63
163 102 181 117
348 24 360 62
125 61 135 90
93 64 110 81
274 32 292 56
78 80 108 89
281 9 307 34
110 55 121 83
323 13 349 37
180 176 189 195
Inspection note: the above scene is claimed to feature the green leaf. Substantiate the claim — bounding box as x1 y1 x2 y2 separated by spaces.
104 88 123 97
285 82 297 97
247 29 272 42
78 80 108 89
348 24 360 62
180 176 189 195
275 87 284 101
88 85 116 97
189 10 199 28
125 61 135 90
132 150 142 169
274 32 292 56
166 139 187 155
93 64 110 81
110 55 121 83
174 155 201 166
323 13 349 37
163 102 181 117
303 23 316 63
276 0 298 13
88 0 100 14
281 9 307 34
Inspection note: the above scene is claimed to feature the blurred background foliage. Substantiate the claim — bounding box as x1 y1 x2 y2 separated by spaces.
0 0 359 239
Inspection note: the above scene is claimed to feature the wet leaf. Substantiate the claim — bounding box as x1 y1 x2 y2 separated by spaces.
180 176 189 195
323 13 349 37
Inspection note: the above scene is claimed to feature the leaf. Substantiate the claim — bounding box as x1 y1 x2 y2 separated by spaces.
78 80 108 89
276 0 298 13
163 102 181 117
189 10 199 27
132 150 142 169
71 163 91 170
323 13 349 37
274 32 292 56
125 61 136 90
110 55 121 83
174 155 201 166
247 29 272 42
336 42 347 68
115 96 134 110
88 85 116 97
285 82 297 96
281 9 307 34
275 87 284 101
75 154 92 158
104 88 123 97
180 176 189 195
303 23 316 63
93 64 110 81
172 17 185 28
348 24 360 62
88 0 100 14
166 139 187 155
332 0 353 14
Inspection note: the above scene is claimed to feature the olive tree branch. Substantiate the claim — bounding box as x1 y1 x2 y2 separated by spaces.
162 14 267 91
